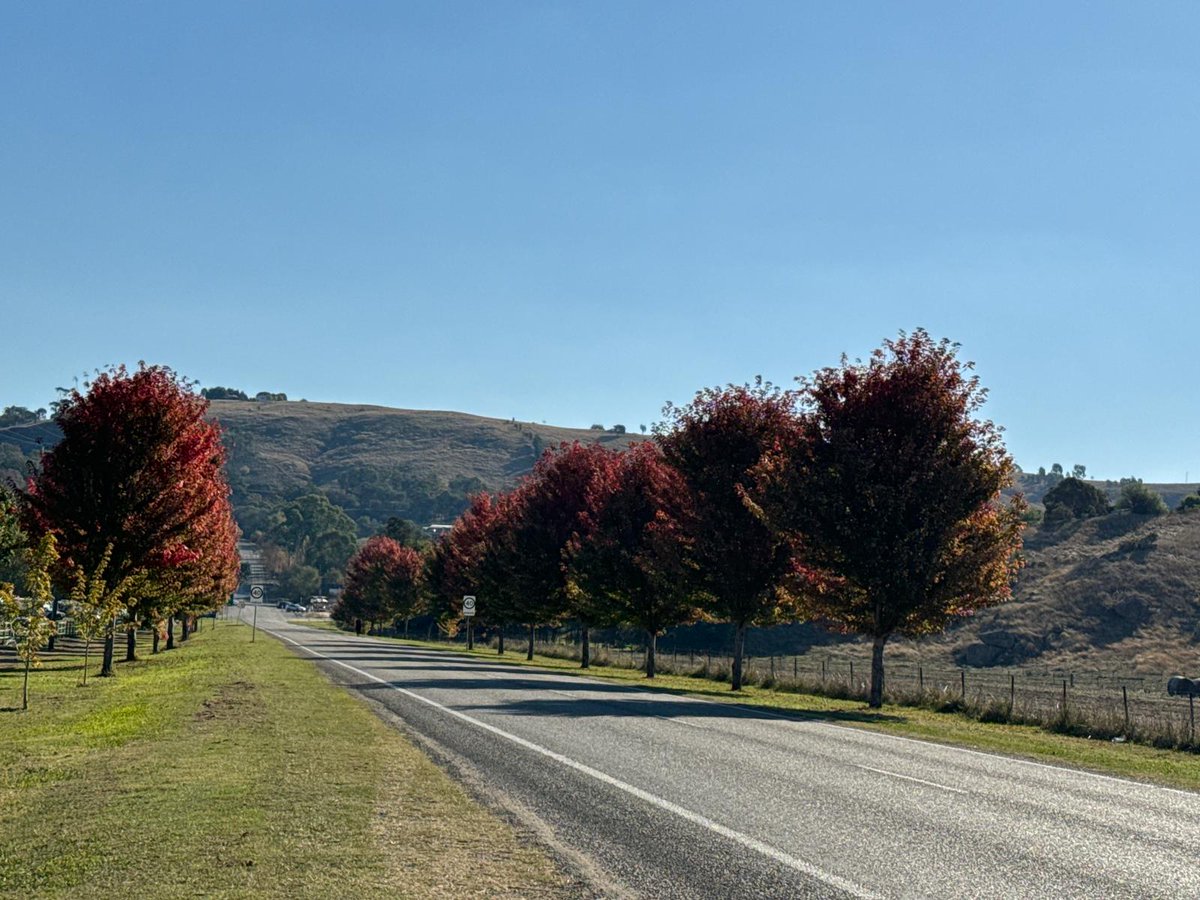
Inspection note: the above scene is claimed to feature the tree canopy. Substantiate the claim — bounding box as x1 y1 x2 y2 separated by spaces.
754 330 1025 707
22 364 240 675
1043 477 1111 523
656 378 801 690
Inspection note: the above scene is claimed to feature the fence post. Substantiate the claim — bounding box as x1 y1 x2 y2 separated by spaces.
1010 673 1015 713
770 656 775 680
821 659 827 683
849 661 854 686
793 657 798 679
1122 685 1130 732
960 669 966 700
918 665 924 692
1191 695 1196 745
1062 679 1068 713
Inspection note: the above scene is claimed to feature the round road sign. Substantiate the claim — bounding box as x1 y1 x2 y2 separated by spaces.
462 595 476 616
250 585 264 601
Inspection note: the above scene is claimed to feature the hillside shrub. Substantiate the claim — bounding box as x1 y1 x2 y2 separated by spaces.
1042 477 1110 522
1116 480 1168 516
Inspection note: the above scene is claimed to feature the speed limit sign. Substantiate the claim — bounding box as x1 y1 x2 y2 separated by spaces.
250 585 264 601
462 595 476 617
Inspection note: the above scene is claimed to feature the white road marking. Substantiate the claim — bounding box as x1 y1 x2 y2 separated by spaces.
268 627 878 900
854 764 967 794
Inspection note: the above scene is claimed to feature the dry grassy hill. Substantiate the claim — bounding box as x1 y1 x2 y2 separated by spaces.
207 400 645 533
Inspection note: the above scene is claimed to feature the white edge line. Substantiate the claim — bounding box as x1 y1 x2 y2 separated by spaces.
266 627 877 900
285 623 1200 802
854 764 967 795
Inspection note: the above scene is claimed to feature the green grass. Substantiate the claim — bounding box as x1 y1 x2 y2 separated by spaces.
305 625 1200 793
0 620 568 899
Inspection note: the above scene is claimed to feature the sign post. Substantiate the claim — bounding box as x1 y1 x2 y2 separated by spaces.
463 596 476 650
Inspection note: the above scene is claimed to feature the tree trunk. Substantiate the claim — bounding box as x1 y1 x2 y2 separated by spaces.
404 618 410 638
497 627 505 655
180 616 189 642
467 621 474 650
580 624 590 669
152 626 160 655
354 618 362 635
48 597 59 651
869 633 888 708
731 621 746 690
99 623 115 677
81 640 91 685
645 630 656 679
23 657 31 709
527 623 535 660
166 616 175 650
125 627 137 662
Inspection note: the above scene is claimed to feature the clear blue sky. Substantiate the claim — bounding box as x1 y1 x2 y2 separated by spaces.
2 2 1197 482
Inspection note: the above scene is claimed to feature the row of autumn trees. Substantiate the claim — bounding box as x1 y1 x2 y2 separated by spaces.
1 365 240 690
336 331 1025 708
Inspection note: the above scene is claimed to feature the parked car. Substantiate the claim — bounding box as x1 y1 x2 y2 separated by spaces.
283 602 307 613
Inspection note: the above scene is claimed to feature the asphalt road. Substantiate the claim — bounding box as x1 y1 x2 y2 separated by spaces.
256 608 1200 899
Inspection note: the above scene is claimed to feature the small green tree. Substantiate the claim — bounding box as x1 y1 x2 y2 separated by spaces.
1 535 60 709
1043 477 1111 522
1177 493 1200 512
70 545 132 685
1117 480 1168 516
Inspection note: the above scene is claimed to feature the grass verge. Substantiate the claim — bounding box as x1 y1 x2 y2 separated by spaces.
298 624 1200 794
0 620 569 899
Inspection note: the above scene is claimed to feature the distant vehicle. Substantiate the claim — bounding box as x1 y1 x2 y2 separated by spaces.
277 601 289 609
283 602 307 613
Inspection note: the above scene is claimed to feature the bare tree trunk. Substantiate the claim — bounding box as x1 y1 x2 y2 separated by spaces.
869 633 888 708
180 616 190 642
527 623 535 660
152 626 160 655
645 630 656 679
125 627 137 662
23 657 31 709
580 624 590 669
81 639 91 685
99 622 115 677
166 616 175 650
404 618 409 638
731 621 746 690
497 627 505 655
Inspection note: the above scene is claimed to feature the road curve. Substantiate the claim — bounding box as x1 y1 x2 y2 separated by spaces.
256 609 1200 899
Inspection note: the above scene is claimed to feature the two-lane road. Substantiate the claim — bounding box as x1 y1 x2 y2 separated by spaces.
259 609 1200 899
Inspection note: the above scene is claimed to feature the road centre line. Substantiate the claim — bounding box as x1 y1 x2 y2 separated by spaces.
268 627 878 900
854 764 967 795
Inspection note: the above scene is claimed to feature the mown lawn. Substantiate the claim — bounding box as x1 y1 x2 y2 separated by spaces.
301 624 1200 793
0 619 569 899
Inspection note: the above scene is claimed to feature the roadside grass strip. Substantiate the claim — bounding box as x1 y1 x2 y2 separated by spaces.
300 625 1200 794
0 621 568 899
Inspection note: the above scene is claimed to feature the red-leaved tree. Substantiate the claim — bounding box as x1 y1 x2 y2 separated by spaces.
338 536 424 634
656 378 802 690
568 444 700 678
754 331 1025 707
23 364 240 676
506 443 621 665
425 491 520 650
